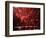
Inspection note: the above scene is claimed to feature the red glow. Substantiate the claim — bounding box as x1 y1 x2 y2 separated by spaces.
13 7 40 30
14 8 33 22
